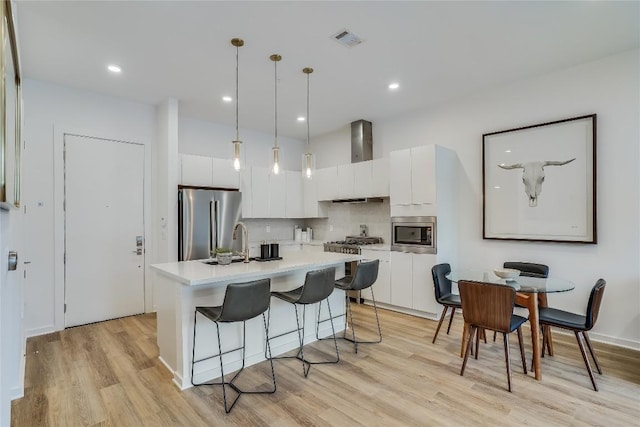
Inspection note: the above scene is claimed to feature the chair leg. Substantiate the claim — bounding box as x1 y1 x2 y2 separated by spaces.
342 287 383 352
474 327 480 360
446 307 456 335
293 304 310 377
582 332 602 375
460 326 476 376
433 306 448 344
575 331 598 391
541 325 547 359
503 332 513 392
481 329 487 343
493 331 497 342
517 326 527 374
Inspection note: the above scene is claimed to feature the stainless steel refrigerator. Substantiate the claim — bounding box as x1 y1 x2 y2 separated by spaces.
178 188 243 261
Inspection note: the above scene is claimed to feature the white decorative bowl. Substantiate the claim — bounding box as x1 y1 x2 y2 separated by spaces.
493 268 521 280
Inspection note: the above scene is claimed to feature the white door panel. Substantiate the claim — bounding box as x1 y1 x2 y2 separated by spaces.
65 135 144 327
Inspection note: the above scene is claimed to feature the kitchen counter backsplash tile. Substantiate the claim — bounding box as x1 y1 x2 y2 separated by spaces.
306 199 391 242
244 219 301 242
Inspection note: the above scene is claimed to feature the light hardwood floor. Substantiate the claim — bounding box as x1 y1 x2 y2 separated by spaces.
12 305 640 426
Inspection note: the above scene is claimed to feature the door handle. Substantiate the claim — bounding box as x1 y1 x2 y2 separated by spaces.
8 251 18 271
132 249 143 255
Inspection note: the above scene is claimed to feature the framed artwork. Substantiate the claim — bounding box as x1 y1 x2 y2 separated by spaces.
0 0 22 209
483 114 596 244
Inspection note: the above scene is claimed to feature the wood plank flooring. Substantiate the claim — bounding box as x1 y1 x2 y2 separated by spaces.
12 305 640 426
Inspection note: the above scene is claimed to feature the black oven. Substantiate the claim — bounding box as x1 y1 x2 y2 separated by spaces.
391 216 437 254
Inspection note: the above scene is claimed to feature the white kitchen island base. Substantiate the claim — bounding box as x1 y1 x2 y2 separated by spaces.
152 251 359 390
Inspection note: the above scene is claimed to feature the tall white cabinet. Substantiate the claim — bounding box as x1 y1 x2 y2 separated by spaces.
387 144 458 320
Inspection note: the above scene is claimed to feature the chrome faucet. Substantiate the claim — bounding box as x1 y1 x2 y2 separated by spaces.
232 222 250 263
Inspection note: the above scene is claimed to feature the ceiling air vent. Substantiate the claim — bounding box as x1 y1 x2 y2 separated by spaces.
332 29 363 48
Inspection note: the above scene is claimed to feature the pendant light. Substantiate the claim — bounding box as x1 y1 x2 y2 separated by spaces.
270 54 282 175
231 38 244 171
302 67 316 180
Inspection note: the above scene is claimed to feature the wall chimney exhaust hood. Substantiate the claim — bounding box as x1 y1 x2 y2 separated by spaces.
331 120 383 203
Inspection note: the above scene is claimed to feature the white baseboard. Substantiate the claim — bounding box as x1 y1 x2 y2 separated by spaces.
25 325 57 338
363 300 439 321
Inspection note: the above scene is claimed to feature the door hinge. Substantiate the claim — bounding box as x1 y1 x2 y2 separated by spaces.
64 304 67 313
64 253 66 264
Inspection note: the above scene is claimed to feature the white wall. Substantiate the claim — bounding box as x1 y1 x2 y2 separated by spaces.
311 49 640 348
22 79 156 336
179 116 306 171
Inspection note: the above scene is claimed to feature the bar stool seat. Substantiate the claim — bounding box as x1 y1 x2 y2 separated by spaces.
191 278 276 413
267 267 339 378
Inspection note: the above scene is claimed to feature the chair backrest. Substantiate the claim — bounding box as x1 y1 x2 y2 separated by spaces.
297 267 337 304
503 262 549 278
349 259 380 291
458 280 516 333
585 279 606 330
431 263 452 302
220 278 271 322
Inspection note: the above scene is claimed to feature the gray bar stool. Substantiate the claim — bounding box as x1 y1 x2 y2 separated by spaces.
191 278 276 413
266 267 339 377
319 259 381 353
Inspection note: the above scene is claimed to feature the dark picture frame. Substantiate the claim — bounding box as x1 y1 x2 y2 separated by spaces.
483 114 596 244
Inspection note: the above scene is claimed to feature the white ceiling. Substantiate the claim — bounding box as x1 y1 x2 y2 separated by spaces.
14 1 639 141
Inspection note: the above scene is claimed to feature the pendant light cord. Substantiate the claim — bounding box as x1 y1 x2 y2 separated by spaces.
306 71 310 150
274 59 278 148
235 45 239 141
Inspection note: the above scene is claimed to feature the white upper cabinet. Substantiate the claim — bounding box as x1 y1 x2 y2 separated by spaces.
240 169 252 218
316 166 338 201
180 154 239 189
336 164 355 199
285 171 303 218
180 154 213 187
390 145 437 206
302 177 327 218
250 167 270 218
353 161 373 198
212 158 239 189
370 158 389 197
269 171 286 218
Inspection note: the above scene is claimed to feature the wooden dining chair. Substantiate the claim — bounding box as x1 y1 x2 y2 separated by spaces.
459 280 528 392
538 279 606 391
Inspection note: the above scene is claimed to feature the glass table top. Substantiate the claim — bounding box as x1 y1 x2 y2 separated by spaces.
446 270 575 294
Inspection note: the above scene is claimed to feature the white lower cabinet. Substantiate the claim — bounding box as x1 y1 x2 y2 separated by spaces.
360 250 390 305
389 251 439 315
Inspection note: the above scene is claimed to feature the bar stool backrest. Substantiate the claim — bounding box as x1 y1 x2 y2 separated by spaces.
349 259 380 291
297 267 337 305
219 278 271 322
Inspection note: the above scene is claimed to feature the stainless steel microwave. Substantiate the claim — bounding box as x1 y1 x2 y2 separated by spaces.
391 216 437 254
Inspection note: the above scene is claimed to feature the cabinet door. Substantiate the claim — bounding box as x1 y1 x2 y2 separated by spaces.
371 158 389 197
361 258 390 305
336 164 355 199
353 161 372 198
212 158 239 189
269 171 286 218
251 167 270 218
316 166 338 201
240 169 253 218
285 171 303 218
390 251 413 308
389 149 412 205
303 177 318 217
412 253 436 312
411 145 436 205
181 154 213 187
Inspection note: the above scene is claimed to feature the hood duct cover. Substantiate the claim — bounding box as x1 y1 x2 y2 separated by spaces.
351 120 373 163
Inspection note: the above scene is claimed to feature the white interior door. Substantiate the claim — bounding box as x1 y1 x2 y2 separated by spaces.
64 134 144 327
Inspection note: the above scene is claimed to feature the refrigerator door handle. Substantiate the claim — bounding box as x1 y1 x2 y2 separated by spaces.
214 200 220 250
209 201 215 256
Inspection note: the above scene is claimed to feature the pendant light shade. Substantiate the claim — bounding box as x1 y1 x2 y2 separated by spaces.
270 54 282 175
302 67 316 179
231 38 244 171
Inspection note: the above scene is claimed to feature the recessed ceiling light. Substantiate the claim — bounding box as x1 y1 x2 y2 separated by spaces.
505 149 512 153
297 116 306 122
222 96 233 102
388 82 399 90
107 64 121 73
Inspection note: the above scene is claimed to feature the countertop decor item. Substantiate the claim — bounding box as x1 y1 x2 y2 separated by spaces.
493 268 521 280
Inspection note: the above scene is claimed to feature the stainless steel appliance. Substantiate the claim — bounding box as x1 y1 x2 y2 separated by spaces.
391 216 437 254
324 236 383 303
178 187 242 261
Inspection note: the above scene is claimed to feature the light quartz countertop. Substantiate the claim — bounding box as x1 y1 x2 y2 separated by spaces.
151 249 360 286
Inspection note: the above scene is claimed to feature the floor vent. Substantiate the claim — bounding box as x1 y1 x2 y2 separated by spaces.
332 29 363 47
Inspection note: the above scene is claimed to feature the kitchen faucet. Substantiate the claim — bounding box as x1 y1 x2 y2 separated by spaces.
232 222 250 263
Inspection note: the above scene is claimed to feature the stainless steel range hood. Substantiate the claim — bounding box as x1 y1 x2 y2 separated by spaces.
332 120 380 203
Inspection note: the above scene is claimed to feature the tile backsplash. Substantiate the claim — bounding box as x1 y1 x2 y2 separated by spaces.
306 199 391 243
244 199 391 244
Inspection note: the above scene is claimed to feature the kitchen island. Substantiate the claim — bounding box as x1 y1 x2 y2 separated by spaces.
151 250 360 389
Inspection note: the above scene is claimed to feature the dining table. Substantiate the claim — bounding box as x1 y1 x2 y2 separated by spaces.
445 270 575 381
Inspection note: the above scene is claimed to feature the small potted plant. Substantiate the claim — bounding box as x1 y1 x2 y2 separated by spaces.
215 247 233 265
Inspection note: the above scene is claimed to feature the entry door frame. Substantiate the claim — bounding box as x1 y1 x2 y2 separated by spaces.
52 126 153 331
